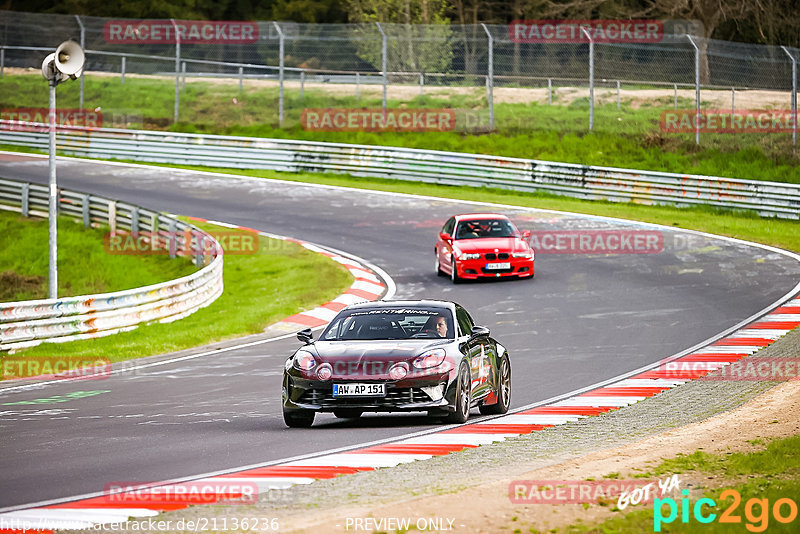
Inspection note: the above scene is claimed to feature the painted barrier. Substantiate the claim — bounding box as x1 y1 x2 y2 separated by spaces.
1 120 799 218
0 178 223 351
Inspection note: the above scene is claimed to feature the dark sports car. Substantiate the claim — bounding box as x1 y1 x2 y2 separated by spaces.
282 300 511 428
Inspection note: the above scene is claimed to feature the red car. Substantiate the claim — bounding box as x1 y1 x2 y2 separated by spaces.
435 213 534 283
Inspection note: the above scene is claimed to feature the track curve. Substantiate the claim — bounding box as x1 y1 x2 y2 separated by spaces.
0 153 799 510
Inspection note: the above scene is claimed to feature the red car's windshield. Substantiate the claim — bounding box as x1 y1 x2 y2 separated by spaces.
454 219 518 240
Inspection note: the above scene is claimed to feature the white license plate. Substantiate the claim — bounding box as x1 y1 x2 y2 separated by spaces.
333 383 386 397
485 262 511 270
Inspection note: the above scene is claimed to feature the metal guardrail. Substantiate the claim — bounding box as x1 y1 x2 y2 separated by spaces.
1 121 799 219
0 177 224 352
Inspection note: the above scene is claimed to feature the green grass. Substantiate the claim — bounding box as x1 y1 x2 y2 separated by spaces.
5 219 354 363
0 210 196 301
564 435 800 533
2 72 799 183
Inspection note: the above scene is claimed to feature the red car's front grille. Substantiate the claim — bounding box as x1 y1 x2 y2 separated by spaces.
484 253 509 261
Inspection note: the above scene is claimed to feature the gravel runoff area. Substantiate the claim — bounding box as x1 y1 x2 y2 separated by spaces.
132 322 800 534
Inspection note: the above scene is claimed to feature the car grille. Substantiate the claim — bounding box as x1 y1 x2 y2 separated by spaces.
299 386 429 407
484 253 509 260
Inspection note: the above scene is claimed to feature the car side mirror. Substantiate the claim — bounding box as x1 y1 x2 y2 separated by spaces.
297 328 313 344
470 325 490 339
439 232 452 243
521 230 531 240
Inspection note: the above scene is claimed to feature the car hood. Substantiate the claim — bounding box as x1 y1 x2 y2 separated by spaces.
310 339 450 363
453 237 529 253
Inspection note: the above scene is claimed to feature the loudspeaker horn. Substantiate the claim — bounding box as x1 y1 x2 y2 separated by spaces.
54 40 85 78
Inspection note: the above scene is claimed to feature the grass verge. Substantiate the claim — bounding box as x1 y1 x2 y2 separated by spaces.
564 435 800 533
0 210 196 301
2 219 354 366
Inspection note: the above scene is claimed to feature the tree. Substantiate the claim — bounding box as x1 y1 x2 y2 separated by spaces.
347 0 453 74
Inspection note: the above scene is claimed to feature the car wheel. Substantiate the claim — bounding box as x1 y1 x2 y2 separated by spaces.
333 409 363 419
435 253 445 276
283 407 315 428
450 255 461 284
445 363 471 423
480 356 511 415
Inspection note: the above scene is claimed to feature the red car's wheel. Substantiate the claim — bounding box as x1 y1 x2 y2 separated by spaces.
450 255 461 284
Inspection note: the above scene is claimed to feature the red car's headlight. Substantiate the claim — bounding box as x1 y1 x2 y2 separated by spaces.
512 251 533 258
413 348 446 369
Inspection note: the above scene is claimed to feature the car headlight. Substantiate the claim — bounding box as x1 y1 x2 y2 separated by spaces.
292 350 317 371
458 253 481 260
413 348 446 369
512 251 533 258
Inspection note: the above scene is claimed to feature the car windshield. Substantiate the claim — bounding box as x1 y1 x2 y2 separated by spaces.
320 307 455 340
454 218 518 240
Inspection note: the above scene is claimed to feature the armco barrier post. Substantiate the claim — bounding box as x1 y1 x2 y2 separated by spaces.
273 22 285 127
121 56 126 84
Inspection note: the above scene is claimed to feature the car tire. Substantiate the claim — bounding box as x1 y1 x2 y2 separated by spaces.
450 255 461 284
333 409 363 419
283 407 315 428
445 363 471 423
480 356 511 415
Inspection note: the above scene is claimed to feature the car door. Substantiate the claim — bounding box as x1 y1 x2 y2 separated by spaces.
456 305 491 399
438 217 456 268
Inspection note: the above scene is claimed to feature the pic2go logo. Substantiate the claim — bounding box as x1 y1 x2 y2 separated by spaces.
654 489 798 532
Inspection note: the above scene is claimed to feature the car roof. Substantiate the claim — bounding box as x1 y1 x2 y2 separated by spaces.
343 300 458 313
454 213 510 222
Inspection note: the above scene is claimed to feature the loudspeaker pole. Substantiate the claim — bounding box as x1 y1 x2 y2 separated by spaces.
41 40 85 299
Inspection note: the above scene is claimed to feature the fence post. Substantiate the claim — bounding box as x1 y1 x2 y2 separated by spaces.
420 72 424 96
168 218 176 259
75 15 85 109
548 78 552 105
686 35 700 145
181 61 186 89
674 84 677 110
617 80 620 109
170 19 180 124
356 72 360 100
131 206 140 237
273 21 285 127
300 70 305 100
376 23 387 113
1 47 4 77
731 87 735 123
782 46 797 154
481 23 494 130
121 56 126 84
581 27 594 131
238 66 243 93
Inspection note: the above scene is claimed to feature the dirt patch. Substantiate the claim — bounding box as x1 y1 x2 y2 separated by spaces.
0 270 44 301
278 378 800 533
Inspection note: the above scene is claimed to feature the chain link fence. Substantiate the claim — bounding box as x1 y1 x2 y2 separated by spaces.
0 11 798 154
